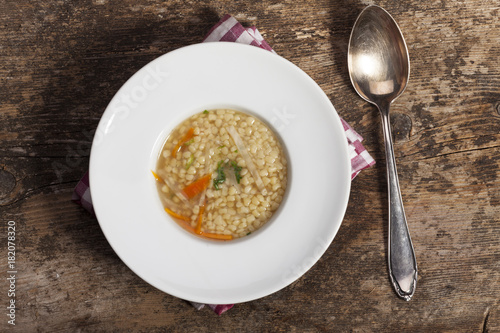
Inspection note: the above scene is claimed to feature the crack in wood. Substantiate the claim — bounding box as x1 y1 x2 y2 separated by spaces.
416 144 500 161
0 155 90 158
401 135 493 159
0 179 80 207
482 307 490 333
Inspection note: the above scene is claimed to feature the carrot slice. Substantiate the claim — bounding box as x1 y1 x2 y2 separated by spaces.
151 170 163 183
201 232 233 241
164 207 190 222
165 201 232 241
171 127 195 157
195 204 205 234
181 174 212 199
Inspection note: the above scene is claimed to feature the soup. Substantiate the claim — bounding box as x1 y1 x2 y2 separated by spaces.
153 109 288 241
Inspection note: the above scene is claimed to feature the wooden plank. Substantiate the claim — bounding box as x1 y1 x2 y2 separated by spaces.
0 0 499 331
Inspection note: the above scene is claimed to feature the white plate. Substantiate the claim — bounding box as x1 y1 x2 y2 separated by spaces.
89 42 351 304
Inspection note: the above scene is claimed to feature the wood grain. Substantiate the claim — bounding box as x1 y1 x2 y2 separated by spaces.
0 0 499 331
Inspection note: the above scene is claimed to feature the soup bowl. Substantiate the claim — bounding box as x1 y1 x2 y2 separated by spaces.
89 42 351 304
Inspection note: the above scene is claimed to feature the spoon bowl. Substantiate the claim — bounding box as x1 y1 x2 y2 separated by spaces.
348 5 418 301
348 5 410 107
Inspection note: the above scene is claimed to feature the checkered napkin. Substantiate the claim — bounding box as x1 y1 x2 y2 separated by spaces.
72 14 374 315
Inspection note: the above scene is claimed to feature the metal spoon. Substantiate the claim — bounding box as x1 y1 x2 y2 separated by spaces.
347 5 417 301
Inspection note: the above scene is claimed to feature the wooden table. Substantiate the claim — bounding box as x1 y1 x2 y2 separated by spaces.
1 1 499 331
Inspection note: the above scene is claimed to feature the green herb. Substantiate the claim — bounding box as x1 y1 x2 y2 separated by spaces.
183 138 195 146
203 110 209 114
234 149 238 153
218 145 225 149
213 160 226 190
246 232 252 236
185 154 195 170
230 161 242 184
213 160 242 189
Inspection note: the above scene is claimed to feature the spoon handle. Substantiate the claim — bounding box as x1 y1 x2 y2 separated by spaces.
379 103 418 301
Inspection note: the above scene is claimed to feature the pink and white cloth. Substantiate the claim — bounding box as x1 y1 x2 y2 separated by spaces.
203 14 275 53
72 14 374 315
341 118 376 179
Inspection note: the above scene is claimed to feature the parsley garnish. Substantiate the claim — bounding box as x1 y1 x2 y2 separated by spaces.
185 154 195 170
230 161 242 183
183 138 194 146
213 160 226 190
213 160 242 189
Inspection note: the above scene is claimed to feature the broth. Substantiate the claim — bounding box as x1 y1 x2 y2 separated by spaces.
154 109 288 241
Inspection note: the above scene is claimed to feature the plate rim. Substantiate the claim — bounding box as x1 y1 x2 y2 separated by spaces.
89 42 351 304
